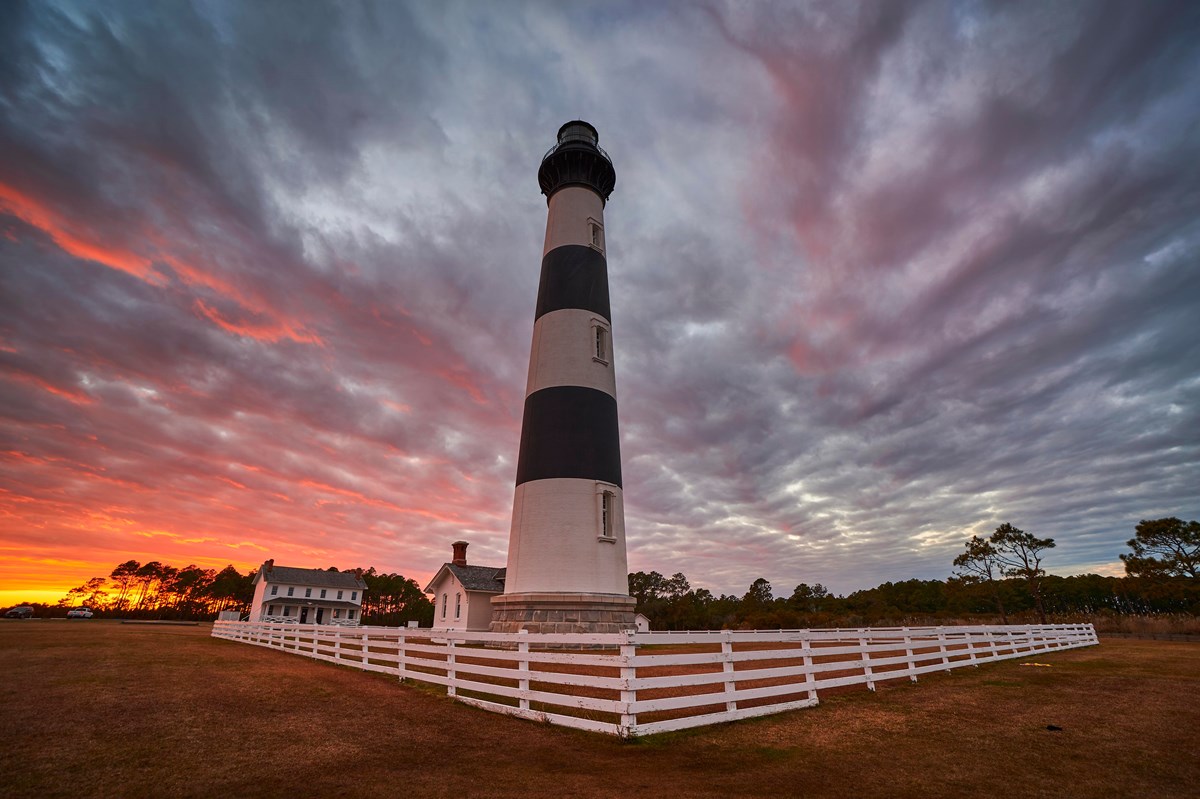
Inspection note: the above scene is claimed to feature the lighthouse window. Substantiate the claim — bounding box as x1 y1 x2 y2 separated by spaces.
599 490 615 539
588 218 604 252
593 322 610 365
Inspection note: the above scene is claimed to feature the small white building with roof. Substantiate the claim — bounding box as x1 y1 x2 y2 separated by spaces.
424 541 505 631
249 559 368 625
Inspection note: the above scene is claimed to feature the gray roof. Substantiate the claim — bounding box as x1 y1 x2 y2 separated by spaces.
425 563 505 594
258 565 367 589
450 564 506 592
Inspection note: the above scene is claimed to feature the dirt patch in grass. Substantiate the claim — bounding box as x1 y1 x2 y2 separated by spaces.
1 622 1196 799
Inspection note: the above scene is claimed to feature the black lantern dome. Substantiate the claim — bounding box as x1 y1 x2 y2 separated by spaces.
537 120 616 204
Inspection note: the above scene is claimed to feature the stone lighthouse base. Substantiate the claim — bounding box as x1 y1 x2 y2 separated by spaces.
489 592 637 635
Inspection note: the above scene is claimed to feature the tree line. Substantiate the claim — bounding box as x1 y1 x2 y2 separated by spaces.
631 518 1199 631
44 560 434 624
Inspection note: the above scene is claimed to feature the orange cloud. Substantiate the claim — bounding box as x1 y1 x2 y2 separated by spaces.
1 181 323 348
0 182 161 284
193 298 324 345
2 371 94 405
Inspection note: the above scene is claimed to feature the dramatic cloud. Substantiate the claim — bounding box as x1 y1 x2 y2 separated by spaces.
2 0 1198 602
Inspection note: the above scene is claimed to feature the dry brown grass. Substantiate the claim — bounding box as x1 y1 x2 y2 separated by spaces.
2 620 1197 799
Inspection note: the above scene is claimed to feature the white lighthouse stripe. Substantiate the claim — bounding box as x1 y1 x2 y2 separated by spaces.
525 308 617 398
543 186 606 256
504 479 628 596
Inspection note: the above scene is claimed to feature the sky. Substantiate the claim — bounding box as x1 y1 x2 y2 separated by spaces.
2 0 1199 606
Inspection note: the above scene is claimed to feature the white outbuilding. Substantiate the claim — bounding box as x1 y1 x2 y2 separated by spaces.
424 542 505 631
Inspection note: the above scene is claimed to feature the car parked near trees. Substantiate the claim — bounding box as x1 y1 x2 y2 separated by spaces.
66 607 94 619
4 606 34 619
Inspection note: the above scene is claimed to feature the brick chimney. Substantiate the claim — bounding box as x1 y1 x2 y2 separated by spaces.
452 541 468 567
263 558 274 575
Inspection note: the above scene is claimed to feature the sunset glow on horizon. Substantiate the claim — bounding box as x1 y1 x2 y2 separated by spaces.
3 1 1198 606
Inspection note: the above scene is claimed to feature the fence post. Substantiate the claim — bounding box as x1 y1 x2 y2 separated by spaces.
721 631 737 713
801 632 817 701
518 630 530 712
619 630 637 736
967 630 978 667
446 638 457 698
902 628 917 683
937 627 950 672
859 636 875 692
361 631 371 668
312 626 320 658
334 629 342 663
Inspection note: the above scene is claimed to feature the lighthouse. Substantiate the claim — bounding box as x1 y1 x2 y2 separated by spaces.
490 121 637 634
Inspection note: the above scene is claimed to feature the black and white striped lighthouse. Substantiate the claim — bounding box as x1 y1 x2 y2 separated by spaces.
490 121 637 634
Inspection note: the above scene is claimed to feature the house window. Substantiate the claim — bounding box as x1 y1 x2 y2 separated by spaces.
337 590 343 600
270 586 278 596
268 605 276 615
348 610 355 620
351 591 358 601
455 593 462 619
441 593 447 619
597 485 616 540
287 587 294 597
333 609 341 619
588 218 604 252
592 321 610 365
305 588 312 598
320 589 326 598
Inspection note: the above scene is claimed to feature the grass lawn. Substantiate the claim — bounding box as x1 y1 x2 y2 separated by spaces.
1 621 1197 798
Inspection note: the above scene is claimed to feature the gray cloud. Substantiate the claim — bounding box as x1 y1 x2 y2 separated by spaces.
1 0 1198 597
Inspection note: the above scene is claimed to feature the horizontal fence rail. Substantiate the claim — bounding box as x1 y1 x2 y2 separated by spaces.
212 622 1097 737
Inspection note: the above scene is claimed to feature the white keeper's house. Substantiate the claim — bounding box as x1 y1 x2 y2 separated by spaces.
249 559 368 625
424 542 505 631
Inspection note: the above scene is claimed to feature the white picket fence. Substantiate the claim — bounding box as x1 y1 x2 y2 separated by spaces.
211 621 1097 737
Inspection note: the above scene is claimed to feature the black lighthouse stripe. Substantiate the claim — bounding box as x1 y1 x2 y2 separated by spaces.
514 386 622 487
534 245 611 322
